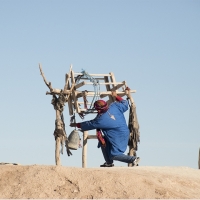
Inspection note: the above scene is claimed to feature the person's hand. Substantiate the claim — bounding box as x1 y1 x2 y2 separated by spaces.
125 86 130 91
111 90 117 97
70 123 77 127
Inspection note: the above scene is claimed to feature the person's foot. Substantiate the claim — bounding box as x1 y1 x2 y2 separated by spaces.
100 162 114 167
133 157 140 166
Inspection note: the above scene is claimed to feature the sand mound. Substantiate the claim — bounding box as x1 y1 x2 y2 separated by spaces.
0 165 200 199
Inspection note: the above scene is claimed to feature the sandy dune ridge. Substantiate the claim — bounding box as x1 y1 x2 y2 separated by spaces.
0 165 200 199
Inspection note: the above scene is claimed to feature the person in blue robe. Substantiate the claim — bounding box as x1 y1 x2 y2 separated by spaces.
70 91 140 167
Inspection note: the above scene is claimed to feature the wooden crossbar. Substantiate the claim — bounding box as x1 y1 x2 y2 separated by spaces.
100 81 125 98
74 73 111 76
87 135 97 139
75 77 105 80
76 90 136 98
75 101 92 105
75 81 125 89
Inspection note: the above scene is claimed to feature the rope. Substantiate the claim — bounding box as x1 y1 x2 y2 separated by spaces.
74 70 100 119
81 69 100 109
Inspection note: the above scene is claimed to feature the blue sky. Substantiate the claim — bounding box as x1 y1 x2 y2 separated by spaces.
0 0 200 168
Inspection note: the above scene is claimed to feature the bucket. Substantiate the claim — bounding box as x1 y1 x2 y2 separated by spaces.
68 129 80 150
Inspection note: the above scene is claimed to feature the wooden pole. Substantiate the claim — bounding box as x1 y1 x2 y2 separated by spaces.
71 70 81 113
63 65 72 92
128 146 135 167
74 72 112 76
76 90 136 98
110 72 117 91
55 137 61 166
55 110 61 166
104 76 114 103
125 88 138 167
82 131 88 168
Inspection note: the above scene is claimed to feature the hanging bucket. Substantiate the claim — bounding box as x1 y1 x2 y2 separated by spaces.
68 129 80 150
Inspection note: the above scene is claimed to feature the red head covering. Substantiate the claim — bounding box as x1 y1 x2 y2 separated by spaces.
94 100 108 113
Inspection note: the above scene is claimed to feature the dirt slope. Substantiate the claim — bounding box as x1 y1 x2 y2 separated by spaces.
0 165 200 199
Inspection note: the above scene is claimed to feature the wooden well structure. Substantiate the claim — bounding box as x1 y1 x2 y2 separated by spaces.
39 64 140 167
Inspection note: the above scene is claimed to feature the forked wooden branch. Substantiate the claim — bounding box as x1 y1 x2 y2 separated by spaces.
39 63 71 166
39 63 53 92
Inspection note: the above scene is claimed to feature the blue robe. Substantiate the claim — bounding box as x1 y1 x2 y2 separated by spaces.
80 100 129 159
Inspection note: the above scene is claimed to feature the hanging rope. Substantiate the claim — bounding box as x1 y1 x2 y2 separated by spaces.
74 69 100 120
81 69 100 109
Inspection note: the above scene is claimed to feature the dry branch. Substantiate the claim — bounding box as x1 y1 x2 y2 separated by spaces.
64 65 72 92
39 63 53 92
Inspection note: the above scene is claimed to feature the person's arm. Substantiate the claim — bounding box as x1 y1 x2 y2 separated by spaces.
70 123 81 128
111 91 123 101
115 95 123 101
69 91 126 129
111 90 128 112
70 120 98 130
70 113 118 130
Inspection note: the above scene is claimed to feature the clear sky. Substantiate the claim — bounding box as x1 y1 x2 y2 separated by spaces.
0 0 200 169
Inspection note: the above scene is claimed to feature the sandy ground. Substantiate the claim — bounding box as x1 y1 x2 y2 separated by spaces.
0 165 200 199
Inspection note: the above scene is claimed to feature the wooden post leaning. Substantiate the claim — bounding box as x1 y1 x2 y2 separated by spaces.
124 86 140 167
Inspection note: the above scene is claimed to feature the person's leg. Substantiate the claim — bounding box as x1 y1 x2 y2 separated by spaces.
100 145 113 164
111 154 136 164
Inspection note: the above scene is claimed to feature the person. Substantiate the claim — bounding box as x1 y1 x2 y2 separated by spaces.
70 91 140 167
